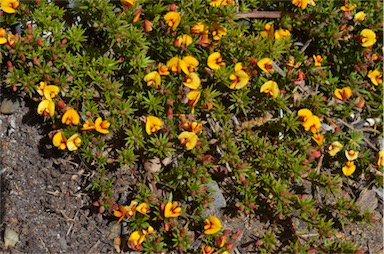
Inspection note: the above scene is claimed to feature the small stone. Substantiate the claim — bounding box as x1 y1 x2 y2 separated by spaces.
0 97 20 114
108 222 121 240
4 228 19 249
206 181 227 209
59 236 68 251
357 190 378 213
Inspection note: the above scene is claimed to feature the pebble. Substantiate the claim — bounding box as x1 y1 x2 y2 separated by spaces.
0 97 20 114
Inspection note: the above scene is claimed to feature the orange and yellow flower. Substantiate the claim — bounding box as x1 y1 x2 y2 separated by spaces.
144 71 161 87
0 28 7 44
114 201 138 222
257 58 274 74
360 29 376 47
183 56 199 73
334 87 352 101
340 3 357 12
187 90 201 114
37 82 60 101
260 23 274 39
377 150 384 167
52 131 67 150
175 34 192 48
66 133 81 151
191 22 208 35
121 0 135 8
202 245 215 254
260 81 279 98
313 55 322 67
178 131 198 150
274 29 291 40
211 23 227 41
354 11 366 22
183 72 201 90
95 117 110 134
6 32 15 46
328 141 343 156
158 63 170 75
128 230 146 250
204 216 222 235
367 70 382 86
298 109 321 133
167 56 189 74
342 161 356 177
37 99 55 117
164 11 181 31
229 70 249 90
1 0 20 14
207 52 225 70
146 116 163 135
312 133 324 146
136 203 149 217
292 0 309 10
164 201 182 218
62 108 80 126
345 150 358 161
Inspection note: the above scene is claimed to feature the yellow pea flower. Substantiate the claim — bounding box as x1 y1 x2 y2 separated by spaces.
144 71 161 87
66 133 81 151
95 117 110 134
37 99 55 117
340 3 357 12
202 245 215 254
43 85 60 101
313 55 322 67
158 63 170 76
120 0 135 8
377 151 384 167
354 11 366 22
312 133 324 146
260 81 279 98
342 161 356 177
0 28 7 44
128 231 146 250
334 87 352 101
146 116 163 135
234 62 243 71
207 52 225 70
274 29 291 40
183 72 201 90
328 141 343 156
292 0 309 10
360 29 376 47
167 56 189 74
82 119 96 131
6 32 15 46
52 131 67 150
182 56 199 73
298 109 320 133
345 150 358 161
204 216 222 235
191 22 208 35
164 201 182 218
178 131 198 150
1 0 19 14
62 108 80 126
367 70 382 86
187 90 201 114
211 23 227 41
260 23 274 39
210 0 223 6
164 11 181 31
136 203 149 217
175 34 192 48
229 70 249 90
257 58 274 74
190 122 202 133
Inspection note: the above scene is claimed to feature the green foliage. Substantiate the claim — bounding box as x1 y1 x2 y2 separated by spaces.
1 0 382 253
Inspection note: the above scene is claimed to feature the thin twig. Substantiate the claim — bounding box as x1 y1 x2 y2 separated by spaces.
236 11 311 20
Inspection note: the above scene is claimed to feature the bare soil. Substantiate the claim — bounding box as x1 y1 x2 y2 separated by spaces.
0 99 383 253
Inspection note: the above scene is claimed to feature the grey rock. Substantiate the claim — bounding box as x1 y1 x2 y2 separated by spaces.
356 189 378 213
206 181 227 209
1 97 20 114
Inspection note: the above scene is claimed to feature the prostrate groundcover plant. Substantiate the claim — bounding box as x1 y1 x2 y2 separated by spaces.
1 0 383 252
